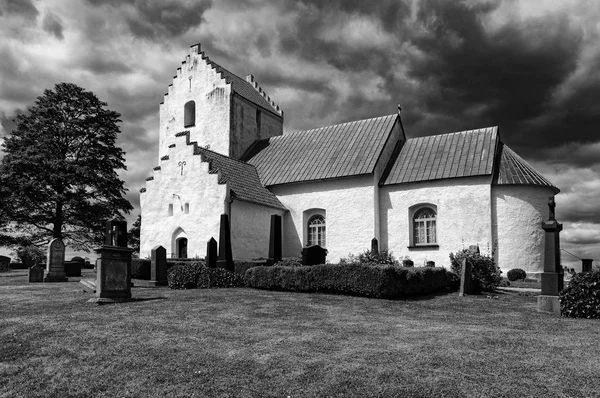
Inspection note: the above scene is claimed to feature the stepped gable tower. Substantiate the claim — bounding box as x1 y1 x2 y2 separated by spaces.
158 43 284 161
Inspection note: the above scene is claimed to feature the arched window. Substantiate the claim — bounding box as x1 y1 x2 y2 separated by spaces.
413 207 436 245
307 215 326 247
184 100 195 127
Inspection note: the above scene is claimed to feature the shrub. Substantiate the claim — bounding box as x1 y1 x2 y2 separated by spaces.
507 268 527 281
445 271 460 291
560 270 600 319
273 258 303 267
339 250 399 266
167 261 244 289
244 264 451 298
235 260 267 275
449 249 502 292
12 245 45 267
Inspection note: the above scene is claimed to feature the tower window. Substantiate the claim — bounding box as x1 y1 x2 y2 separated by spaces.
184 100 195 127
168 204 174 216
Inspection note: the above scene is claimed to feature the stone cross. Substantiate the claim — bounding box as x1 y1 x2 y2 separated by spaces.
548 197 556 221
105 220 127 247
44 238 67 282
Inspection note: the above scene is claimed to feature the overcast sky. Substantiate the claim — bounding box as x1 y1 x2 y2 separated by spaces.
1 0 599 267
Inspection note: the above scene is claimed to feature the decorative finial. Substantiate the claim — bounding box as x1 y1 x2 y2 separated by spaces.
548 197 556 221
397 104 402 114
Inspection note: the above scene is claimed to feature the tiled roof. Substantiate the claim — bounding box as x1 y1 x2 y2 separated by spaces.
201 53 281 116
194 147 287 210
246 114 398 186
382 127 498 185
494 144 559 193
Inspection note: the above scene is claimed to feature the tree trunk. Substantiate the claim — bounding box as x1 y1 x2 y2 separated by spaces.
53 188 63 240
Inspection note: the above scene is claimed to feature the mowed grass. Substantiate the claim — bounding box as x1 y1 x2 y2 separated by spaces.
1 270 598 398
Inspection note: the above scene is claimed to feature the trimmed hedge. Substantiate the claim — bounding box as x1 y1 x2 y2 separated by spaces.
167 261 244 289
507 268 527 281
560 270 600 319
244 264 453 299
235 260 267 275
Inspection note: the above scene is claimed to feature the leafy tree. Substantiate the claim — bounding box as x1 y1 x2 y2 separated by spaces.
12 245 46 267
128 214 141 256
0 82 133 251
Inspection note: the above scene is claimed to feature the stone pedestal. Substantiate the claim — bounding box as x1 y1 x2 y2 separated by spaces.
267 215 282 266
44 238 67 282
93 245 134 300
459 258 474 296
537 200 562 315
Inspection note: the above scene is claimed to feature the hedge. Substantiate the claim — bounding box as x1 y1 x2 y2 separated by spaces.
167 261 244 289
133 259 266 279
244 264 453 299
560 270 600 319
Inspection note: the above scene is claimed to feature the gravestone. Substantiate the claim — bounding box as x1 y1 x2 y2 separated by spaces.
44 238 67 282
87 219 134 302
459 258 474 296
217 214 234 272
0 255 10 272
537 197 563 315
64 260 82 277
206 237 217 268
28 265 44 282
468 245 480 254
426 261 436 267
267 214 282 266
149 245 167 286
581 259 593 274
371 238 379 257
301 245 327 266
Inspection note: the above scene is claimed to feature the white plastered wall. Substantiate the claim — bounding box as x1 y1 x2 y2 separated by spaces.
140 137 227 259
492 185 556 275
380 177 493 268
159 46 232 160
230 200 286 261
270 175 376 262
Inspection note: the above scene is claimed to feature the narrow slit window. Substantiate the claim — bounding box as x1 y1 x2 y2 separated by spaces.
184 203 189 214
168 204 173 216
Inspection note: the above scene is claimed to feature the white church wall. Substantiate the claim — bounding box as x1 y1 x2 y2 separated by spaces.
270 175 376 262
231 96 282 160
381 177 492 268
159 45 232 160
140 138 227 259
492 185 555 276
230 200 286 260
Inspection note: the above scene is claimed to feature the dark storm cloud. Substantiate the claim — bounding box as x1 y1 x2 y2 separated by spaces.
106 85 161 125
85 0 213 39
42 11 64 39
83 57 132 75
0 0 38 19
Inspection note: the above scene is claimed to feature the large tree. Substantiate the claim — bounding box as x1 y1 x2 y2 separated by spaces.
0 82 133 250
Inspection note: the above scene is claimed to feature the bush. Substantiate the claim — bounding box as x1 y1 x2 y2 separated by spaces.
445 271 460 291
273 258 303 267
167 261 244 289
507 268 527 281
339 250 399 266
560 270 600 319
244 264 452 298
12 245 45 267
449 249 502 292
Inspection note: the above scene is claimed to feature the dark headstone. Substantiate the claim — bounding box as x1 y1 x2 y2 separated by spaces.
150 245 167 286
468 245 480 254
44 238 67 282
64 261 82 277
301 245 327 266
28 265 44 283
581 259 593 274
0 255 10 272
426 261 435 267
217 214 234 272
206 238 217 268
267 214 282 266
459 258 474 296
105 219 128 247
538 196 563 315
93 246 134 300
371 238 379 256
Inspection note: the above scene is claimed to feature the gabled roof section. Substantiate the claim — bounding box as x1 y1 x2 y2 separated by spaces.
382 126 498 185
194 147 287 210
197 45 282 117
246 114 399 186
494 144 559 193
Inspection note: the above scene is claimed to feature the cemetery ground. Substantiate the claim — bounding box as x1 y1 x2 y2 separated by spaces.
1 270 598 398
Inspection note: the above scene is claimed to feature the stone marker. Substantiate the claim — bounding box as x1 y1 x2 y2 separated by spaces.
217 214 234 272
267 214 282 266
302 245 327 265
459 258 474 296
149 245 167 286
537 197 563 315
105 219 128 247
371 238 379 257
468 245 480 254
44 238 67 282
28 265 44 283
206 237 217 268
581 259 593 274
64 260 82 277
0 255 10 272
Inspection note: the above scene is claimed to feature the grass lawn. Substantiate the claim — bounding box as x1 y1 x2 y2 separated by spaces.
1 269 598 398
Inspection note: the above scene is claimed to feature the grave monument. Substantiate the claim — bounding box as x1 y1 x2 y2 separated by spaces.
537 197 563 315
44 238 67 282
149 245 167 286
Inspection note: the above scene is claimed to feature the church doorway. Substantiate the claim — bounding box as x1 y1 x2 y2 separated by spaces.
177 237 188 259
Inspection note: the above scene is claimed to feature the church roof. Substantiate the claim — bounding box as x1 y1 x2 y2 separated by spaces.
200 51 282 117
494 144 559 193
246 114 398 186
382 127 498 185
194 147 287 210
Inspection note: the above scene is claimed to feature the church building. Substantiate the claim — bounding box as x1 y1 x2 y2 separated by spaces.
140 43 559 275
